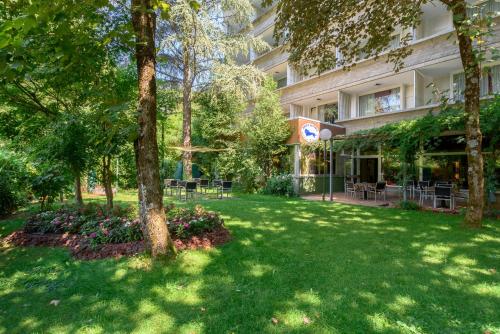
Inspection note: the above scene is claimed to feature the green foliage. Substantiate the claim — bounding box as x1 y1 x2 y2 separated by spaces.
24 202 140 247
165 204 224 239
193 91 245 178
1 193 499 333
0 149 30 215
30 164 72 210
333 97 500 186
397 200 421 211
243 78 291 178
262 174 296 197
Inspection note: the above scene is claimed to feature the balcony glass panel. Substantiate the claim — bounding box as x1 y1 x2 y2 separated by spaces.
359 87 401 117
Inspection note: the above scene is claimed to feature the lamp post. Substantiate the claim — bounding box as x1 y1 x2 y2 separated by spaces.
319 129 333 201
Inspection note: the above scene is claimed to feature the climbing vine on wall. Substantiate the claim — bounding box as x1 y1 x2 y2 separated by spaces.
332 96 500 187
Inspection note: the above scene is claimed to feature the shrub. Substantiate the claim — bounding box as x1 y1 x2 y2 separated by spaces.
24 203 140 247
166 204 224 239
0 150 30 216
397 200 421 211
262 174 296 197
80 217 142 247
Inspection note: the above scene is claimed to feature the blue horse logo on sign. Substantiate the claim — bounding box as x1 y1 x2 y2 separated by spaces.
301 123 319 142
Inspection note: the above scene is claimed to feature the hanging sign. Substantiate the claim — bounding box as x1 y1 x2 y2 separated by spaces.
301 123 319 142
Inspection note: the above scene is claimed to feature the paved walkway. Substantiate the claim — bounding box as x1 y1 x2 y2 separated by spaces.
302 191 466 213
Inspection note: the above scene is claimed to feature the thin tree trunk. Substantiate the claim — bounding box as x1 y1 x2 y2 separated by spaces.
450 0 484 227
103 155 114 209
75 173 83 207
182 45 193 180
131 0 176 257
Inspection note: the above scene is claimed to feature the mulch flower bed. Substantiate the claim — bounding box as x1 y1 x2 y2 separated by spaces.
3 227 231 261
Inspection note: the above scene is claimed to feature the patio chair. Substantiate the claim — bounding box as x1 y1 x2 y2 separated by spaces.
353 183 365 200
199 179 210 193
164 178 174 192
416 181 431 204
435 181 452 187
213 179 222 189
166 179 180 196
216 181 232 199
345 181 355 198
367 182 387 202
433 186 454 210
179 181 197 200
403 180 414 199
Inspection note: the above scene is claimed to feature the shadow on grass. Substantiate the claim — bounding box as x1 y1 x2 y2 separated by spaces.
0 194 498 333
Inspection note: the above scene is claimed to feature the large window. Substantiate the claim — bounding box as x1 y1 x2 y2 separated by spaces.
359 87 401 116
453 64 500 101
319 103 338 123
467 0 500 18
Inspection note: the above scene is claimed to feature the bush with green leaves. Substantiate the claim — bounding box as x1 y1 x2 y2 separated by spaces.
31 164 73 210
166 205 224 239
24 203 140 247
262 174 296 197
0 149 30 216
80 217 142 247
397 200 421 211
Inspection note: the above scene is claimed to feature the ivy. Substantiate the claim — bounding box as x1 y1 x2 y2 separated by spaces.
332 96 500 186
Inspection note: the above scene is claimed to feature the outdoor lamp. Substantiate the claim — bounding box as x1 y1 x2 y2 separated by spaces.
319 129 332 201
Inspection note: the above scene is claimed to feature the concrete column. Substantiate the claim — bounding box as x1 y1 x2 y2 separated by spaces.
286 63 294 86
401 84 407 110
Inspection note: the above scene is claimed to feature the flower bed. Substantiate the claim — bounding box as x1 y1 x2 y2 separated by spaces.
166 204 224 239
6 203 230 260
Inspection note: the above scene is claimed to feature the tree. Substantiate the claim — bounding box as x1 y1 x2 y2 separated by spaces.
0 0 121 205
269 0 498 227
244 78 291 179
156 0 267 179
131 0 176 257
90 66 138 209
192 90 245 177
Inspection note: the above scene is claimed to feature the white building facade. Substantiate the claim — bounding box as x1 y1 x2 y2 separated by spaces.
245 1 500 194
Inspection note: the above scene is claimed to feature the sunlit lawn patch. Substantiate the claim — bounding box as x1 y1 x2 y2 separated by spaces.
0 192 498 333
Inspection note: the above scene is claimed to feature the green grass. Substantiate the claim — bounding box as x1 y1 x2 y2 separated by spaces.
0 192 499 333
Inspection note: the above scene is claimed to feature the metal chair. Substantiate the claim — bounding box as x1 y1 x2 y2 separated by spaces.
199 179 210 193
216 181 232 199
367 182 387 201
416 181 431 204
345 181 355 198
353 183 365 200
179 181 197 200
166 179 180 196
434 186 454 209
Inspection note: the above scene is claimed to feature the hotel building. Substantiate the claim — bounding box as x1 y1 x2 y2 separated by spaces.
242 1 500 195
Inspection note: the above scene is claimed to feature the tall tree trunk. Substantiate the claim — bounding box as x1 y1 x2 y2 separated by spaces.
182 45 192 180
102 155 114 209
75 173 83 207
450 0 484 227
131 0 176 257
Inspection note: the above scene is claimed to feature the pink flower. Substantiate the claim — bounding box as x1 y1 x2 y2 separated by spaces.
89 232 97 238
183 223 190 229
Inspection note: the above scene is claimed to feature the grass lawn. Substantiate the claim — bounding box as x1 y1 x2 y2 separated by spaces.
0 192 499 333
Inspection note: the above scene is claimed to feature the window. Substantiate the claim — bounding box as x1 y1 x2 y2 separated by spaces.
339 92 351 120
466 0 500 18
357 34 400 61
319 103 338 123
276 77 287 89
359 88 401 116
387 34 401 50
453 64 500 101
